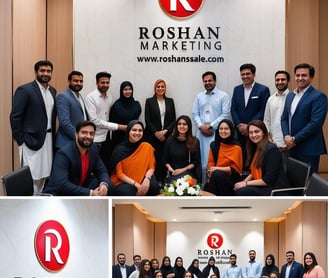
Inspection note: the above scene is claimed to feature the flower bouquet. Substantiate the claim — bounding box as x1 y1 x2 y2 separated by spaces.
161 175 201 196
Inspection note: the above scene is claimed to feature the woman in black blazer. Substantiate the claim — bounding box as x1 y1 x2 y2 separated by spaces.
144 79 176 184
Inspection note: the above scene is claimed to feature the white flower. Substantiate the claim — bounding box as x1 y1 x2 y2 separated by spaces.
187 187 197 195
176 187 184 196
168 186 175 193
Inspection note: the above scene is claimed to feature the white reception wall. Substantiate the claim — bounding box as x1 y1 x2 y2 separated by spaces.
167 222 263 270
0 199 109 277
74 0 285 122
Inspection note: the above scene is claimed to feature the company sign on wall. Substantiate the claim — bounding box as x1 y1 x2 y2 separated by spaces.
167 222 263 269
35 220 70 272
75 0 285 118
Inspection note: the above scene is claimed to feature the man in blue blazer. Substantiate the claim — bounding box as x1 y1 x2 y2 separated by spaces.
281 63 327 173
56 71 88 149
43 121 112 196
113 253 133 278
231 63 270 156
10 60 57 192
280 251 303 278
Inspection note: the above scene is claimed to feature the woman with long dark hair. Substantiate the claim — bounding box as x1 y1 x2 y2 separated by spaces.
163 115 201 182
234 120 288 196
204 119 243 195
303 252 325 278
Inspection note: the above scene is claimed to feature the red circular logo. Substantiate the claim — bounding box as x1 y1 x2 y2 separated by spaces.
159 0 203 19
207 233 223 249
34 220 70 272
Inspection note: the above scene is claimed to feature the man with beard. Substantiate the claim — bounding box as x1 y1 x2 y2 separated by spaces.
192 71 230 186
56 71 88 149
264 70 290 166
112 253 133 278
84 71 126 165
10 60 57 193
280 251 303 278
43 121 112 196
242 250 262 278
222 254 242 278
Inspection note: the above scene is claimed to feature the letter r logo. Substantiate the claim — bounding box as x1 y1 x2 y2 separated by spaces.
207 233 223 249
159 0 203 19
35 220 70 272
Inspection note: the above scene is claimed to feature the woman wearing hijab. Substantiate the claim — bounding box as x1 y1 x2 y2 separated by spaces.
202 257 220 278
173 257 186 278
144 79 176 184
160 256 175 278
109 81 141 152
234 120 288 196
261 254 279 278
188 259 204 278
163 115 201 182
204 119 243 196
108 120 160 196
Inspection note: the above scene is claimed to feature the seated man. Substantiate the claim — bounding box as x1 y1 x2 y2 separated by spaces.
43 121 113 196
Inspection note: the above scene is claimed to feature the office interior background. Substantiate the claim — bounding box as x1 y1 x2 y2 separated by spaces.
1 0 328 177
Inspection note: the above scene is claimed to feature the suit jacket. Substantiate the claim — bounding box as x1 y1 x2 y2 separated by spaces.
112 264 133 278
43 142 111 196
10 80 57 151
231 82 270 126
144 95 176 141
281 86 327 156
56 89 87 148
280 261 303 278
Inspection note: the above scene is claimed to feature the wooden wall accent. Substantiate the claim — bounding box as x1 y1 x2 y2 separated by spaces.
0 0 13 193
263 222 279 262
47 0 73 92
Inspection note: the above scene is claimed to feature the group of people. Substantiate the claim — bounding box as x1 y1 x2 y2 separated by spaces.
113 250 325 278
9 60 327 196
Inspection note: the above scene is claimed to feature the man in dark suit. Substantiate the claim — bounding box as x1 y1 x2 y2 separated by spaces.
56 71 87 149
281 63 327 173
10 60 57 193
280 250 303 278
231 63 270 157
43 121 112 196
113 253 133 278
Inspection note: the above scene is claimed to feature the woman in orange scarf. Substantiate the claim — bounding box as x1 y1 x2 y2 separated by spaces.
204 119 243 195
109 120 160 196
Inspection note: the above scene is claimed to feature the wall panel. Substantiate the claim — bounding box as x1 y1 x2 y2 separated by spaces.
0 0 13 186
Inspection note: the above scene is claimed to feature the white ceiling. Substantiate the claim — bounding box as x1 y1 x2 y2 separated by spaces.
112 198 327 223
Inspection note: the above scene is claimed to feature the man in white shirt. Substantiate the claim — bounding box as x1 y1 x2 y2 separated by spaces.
264 70 290 166
223 254 242 278
242 250 262 278
85 72 126 165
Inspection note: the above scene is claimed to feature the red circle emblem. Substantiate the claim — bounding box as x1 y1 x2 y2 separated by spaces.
159 0 203 19
207 233 223 249
34 220 70 272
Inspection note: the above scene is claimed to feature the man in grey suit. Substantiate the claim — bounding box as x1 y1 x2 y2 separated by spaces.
56 70 88 149
10 60 57 192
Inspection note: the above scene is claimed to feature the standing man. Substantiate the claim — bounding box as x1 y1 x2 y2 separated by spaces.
84 71 126 165
56 70 87 149
10 60 57 193
112 253 133 278
43 121 112 196
281 63 327 173
231 63 270 157
242 250 262 278
223 254 242 278
280 251 303 278
130 254 142 272
192 71 230 185
264 70 290 164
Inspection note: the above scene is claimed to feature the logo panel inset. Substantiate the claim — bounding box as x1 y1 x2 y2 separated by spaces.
34 220 70 272
159 0 203 19
207 233 223 249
